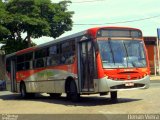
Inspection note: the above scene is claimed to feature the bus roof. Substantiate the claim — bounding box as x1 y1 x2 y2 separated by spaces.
6 26 141 57
6 30 87 58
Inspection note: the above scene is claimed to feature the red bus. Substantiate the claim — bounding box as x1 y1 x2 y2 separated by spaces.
5 26 150 102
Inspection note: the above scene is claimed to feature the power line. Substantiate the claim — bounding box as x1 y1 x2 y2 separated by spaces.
73 14 160 25
71 0 105 3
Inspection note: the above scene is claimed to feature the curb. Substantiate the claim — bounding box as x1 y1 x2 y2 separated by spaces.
150 80 160 83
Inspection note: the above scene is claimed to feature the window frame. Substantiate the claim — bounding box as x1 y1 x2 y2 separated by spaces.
16 52 33 71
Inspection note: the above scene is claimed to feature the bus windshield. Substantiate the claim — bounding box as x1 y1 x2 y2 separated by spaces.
98 40 147 68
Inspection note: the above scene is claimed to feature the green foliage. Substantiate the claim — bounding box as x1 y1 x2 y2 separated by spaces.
0 0 73 54
1 38 31 54
0 1 10 40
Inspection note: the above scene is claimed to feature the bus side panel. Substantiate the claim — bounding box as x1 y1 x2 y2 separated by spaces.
16 64 77 94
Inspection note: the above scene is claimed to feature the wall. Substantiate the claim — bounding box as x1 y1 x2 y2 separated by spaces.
143 37 157 74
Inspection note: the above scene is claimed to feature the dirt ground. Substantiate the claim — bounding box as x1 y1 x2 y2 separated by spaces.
0 81 160 115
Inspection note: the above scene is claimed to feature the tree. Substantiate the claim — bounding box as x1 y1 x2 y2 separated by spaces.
0 0 10 41
0 0 73 54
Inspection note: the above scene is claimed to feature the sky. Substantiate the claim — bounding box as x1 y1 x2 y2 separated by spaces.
29 0 160 45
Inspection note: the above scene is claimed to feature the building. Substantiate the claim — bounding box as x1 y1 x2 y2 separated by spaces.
143 37 157 74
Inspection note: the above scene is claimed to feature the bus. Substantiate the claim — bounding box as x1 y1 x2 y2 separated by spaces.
5 26 150 102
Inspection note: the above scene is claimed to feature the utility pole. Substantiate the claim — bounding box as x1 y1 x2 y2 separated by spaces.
157 28 160 75
154 46 157 76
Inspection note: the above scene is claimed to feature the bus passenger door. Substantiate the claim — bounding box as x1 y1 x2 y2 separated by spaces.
78 40 95 92
10 58 17 92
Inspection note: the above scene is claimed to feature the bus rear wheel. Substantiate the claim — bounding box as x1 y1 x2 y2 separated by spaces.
67 81 80 102
20 83 35 98
110 91 118 101
20 83 28 98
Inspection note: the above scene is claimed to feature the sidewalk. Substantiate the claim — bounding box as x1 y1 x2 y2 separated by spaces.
150 75 160 80
150 75 160 83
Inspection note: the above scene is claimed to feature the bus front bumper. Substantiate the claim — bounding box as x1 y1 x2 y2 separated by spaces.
95 75 150 92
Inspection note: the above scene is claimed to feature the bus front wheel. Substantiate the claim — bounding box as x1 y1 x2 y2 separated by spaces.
110 91 118 101
67 81 80 102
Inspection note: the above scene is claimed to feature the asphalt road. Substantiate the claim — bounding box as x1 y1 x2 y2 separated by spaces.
0 81 160 120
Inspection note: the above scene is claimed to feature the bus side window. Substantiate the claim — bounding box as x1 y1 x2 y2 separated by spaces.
17 63 25 71
17 55 25 71
60 41 75 64
17 55 25 63
25 52 33 61
35 49 48 59
25 52 33 70
47 44 59 66
35 59 45 68
34 48 48 68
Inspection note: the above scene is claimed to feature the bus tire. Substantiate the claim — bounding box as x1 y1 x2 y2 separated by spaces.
20 83 28 98
49 93 61 98
110 91 118 101
67 80 80 102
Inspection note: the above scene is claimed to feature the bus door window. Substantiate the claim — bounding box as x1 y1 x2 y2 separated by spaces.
80 41 94 91
87 41 94 88
81 42 87 89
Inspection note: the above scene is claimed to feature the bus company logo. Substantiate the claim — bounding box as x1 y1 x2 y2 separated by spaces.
127 75 131 80
2 114 18 120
